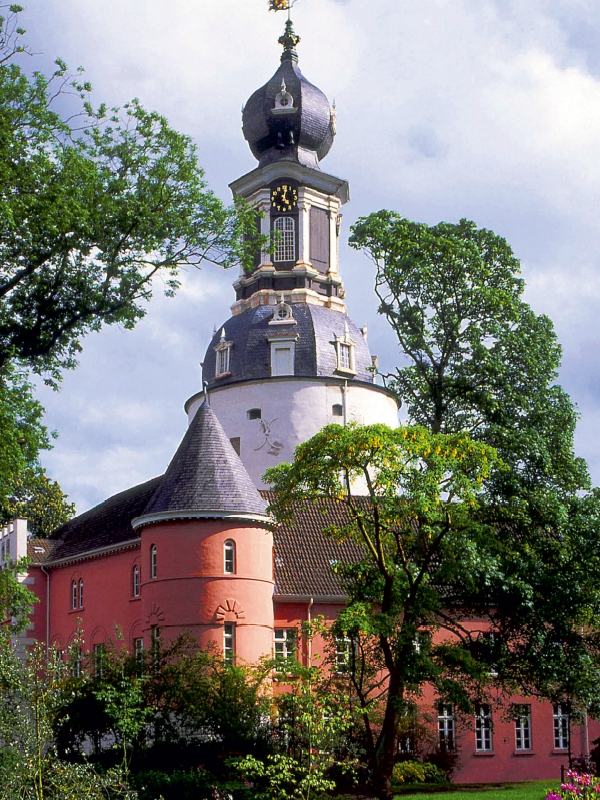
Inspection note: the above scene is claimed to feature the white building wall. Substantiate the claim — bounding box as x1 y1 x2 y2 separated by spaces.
186 379 399 488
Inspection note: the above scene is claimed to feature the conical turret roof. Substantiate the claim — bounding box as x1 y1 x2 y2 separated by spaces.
132 402 269 529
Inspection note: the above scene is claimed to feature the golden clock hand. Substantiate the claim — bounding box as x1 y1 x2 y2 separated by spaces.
281 186 288 204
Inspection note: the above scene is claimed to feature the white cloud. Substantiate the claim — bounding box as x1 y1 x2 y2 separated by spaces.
15 0 600 506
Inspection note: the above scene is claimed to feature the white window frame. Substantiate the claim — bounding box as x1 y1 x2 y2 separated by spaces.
132 564 140 597
514 704 532 751
335 635 354 674
134 637 144 658
334 325 357 376
214 328 232 378
150 545 157 579
71 580 78 610
475 704 493 752
553 703 569 750
274 628 297 666
224 540 236 574
268 335 297 377
274 216 295 262
224 622 235 664
438 704 456 752
94 643 106 678
78 578 84 609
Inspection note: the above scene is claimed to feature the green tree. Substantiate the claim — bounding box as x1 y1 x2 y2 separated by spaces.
0 5 263 381
348 213 589 520
0 633 136 800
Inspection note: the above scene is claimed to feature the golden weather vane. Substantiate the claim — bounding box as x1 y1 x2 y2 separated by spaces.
269 0 301 20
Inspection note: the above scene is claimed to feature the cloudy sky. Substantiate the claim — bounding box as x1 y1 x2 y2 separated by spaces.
17 0 600 513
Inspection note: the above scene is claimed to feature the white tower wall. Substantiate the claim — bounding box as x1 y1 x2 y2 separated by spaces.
186 379 399 488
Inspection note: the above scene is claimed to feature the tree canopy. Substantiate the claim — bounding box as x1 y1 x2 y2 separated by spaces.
0 5 262 381
349 213 588 523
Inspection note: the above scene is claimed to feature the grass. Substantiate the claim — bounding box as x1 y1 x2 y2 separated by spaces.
392 780 550 800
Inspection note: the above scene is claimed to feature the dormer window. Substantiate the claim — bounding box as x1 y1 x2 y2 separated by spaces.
274 217 295 262
272 79 296 115
334 322 357 375
214 328 232 378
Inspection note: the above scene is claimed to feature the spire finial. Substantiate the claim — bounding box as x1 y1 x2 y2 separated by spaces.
278 18 300 60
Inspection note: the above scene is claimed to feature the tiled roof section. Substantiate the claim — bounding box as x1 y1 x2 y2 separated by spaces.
138 402 268 523
203 303 374 388
262 491 365 597
27 538 60 564
242 47 335 169
46 477 161 562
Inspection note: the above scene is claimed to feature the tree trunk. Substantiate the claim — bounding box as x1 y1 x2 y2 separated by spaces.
373 671 403 800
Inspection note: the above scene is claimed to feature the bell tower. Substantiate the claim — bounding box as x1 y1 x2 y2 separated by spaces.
186 16 400 489
229 18 348 316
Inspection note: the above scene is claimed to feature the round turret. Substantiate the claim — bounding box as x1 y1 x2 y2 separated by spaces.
242 20 335 169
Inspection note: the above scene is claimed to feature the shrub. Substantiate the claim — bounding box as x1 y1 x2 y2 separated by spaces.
393 761 425 784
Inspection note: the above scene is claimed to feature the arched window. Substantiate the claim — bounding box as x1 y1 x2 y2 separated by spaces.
71 580 77 610
150 545 157 579
78 579 84 608
274 217 295 262
132 564 140 597
224 540 235 574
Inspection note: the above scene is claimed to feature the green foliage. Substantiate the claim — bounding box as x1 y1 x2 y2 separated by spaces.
392 761 447 785
349 212 589 516
130 768 216 800
231 753 336 800
0 558 38 634
0 635 136 800
0 6 265 382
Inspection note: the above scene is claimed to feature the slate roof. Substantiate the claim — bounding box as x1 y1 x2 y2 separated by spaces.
47 477 160 562
242 33 334 168
34 482 363 599
133 402 268 527
203 303 374 389
262 490 364 597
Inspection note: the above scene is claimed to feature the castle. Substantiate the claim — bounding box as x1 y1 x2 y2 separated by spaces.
2 18 595 784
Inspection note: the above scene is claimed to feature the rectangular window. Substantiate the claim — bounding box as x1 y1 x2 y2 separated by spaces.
224 540 235 574
339 343 351 371
475 704 493 752
217 346 230 376
273 345 293 376
151 625 160 667
274 628 297 666
94 643 106 678
514 704 531 750
309 206 330 272
438 704 456 752
71 646 83 678
335 636 353 674
553 704 569 750
224 623 235 664
274 216 295 262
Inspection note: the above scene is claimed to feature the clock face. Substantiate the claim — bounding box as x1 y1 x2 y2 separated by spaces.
271 184 298 212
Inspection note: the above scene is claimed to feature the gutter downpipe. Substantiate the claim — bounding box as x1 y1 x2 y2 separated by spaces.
40 564 50 658
307 597 314 667
342 380 348 427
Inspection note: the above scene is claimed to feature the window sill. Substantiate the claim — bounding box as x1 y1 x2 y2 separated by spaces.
69 607 84 614
335 367 357 377
129 596 141 602
513 750 535 756
473 751 495 757
214 371 231 380
551 749 569 756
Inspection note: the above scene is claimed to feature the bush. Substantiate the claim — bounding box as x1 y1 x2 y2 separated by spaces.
131 768 215 800
392 760 448 785
423 762 448 784
393 761 425 784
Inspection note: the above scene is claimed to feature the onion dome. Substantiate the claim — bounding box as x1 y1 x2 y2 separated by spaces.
242 20 336 169
202 303 374 389
132 402 269 529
